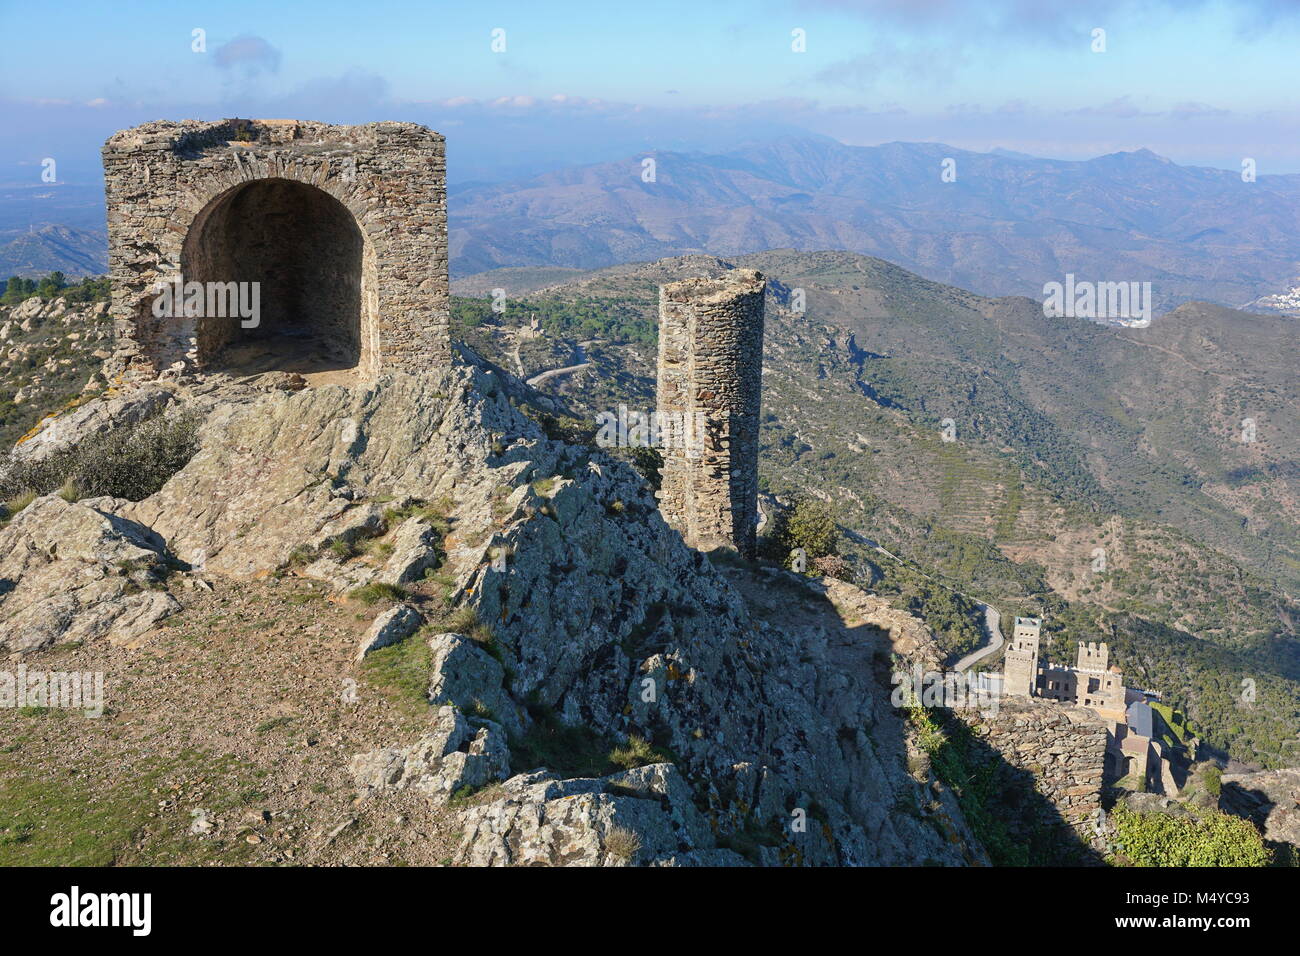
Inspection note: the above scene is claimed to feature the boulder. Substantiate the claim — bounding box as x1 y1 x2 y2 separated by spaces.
1220 768 1300 850
425 630 524 736
381 517 441 585
355 604 423 662
13 297 43 322
0 495 180 654
454 762 736 867
349 706 510 804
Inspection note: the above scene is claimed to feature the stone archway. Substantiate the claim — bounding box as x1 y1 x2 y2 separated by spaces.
181 177 376 380
102 119 451 383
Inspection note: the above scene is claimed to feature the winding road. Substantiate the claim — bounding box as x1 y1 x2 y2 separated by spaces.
845 528 1005 671
525 344 590 388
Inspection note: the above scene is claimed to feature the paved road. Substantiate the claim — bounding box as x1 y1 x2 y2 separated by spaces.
526 344 590 388
953 602 1004 672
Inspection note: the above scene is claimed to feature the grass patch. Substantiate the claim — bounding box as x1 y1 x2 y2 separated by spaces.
509 706 617 778
424 568 458 606
604 826 642 862
360 628 434 715
446 606 497 649
608 734 673 771
383 497 453 537
348 582 409 606
509 707 674 779
328 538 360 561
0 490 37 523
531 476 560 497
0 750 259 866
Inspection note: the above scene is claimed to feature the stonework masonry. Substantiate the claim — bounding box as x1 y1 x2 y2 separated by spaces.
102 118 449 381
958 697 1109 860
655 269 766 556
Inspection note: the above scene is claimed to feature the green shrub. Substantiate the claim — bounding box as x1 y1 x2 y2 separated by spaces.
764 495 840 567
628 446 663 491
0 409 200 504
1111 804 1270 867
1202 765 1223 797
328 537 359 561
0 272 109 306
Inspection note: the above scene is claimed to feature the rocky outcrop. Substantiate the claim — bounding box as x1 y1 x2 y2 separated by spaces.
3 364 985 864
0 495 180 654
1220 768 1300 850
425 631 522 735
349 706 510 804
381 517 442 584
455 763 746 867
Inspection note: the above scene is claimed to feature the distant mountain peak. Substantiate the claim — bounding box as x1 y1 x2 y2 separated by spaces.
1093 147 1174 164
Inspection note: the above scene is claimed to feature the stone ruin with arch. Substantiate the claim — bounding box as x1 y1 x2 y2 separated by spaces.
101 118 449 383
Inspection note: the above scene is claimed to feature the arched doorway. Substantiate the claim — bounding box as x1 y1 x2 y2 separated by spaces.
181 177 375 378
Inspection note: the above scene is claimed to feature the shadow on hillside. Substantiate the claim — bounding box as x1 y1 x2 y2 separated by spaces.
934 715 1105 866
712 551 1104 866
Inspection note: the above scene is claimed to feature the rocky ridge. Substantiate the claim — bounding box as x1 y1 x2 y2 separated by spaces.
1 360 992 865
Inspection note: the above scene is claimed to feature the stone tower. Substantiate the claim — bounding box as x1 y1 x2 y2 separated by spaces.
1076 641 1110 672
655 269 766 557
1003 616 1042 697
1075 641 1126 718
101 118 449 382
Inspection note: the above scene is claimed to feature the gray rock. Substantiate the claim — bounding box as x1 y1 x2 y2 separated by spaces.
349 706 510 804
381 517 441 585
455 763 713 866
0 495 179 654
355 604 423 662
1220 768 1300 849
425 631 520 734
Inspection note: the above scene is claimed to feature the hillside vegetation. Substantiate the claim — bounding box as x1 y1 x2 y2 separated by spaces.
450 250 1299 768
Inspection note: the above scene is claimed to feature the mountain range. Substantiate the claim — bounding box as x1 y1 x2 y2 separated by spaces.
8 136 1300 320
0 182 109 279
448 137 1300 314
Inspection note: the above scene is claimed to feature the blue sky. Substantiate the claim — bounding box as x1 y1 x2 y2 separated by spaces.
2 0 1299 184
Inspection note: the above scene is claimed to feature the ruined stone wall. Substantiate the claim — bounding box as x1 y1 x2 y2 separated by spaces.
656 269 765 556
101 118 448 380
957 697 1108 859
